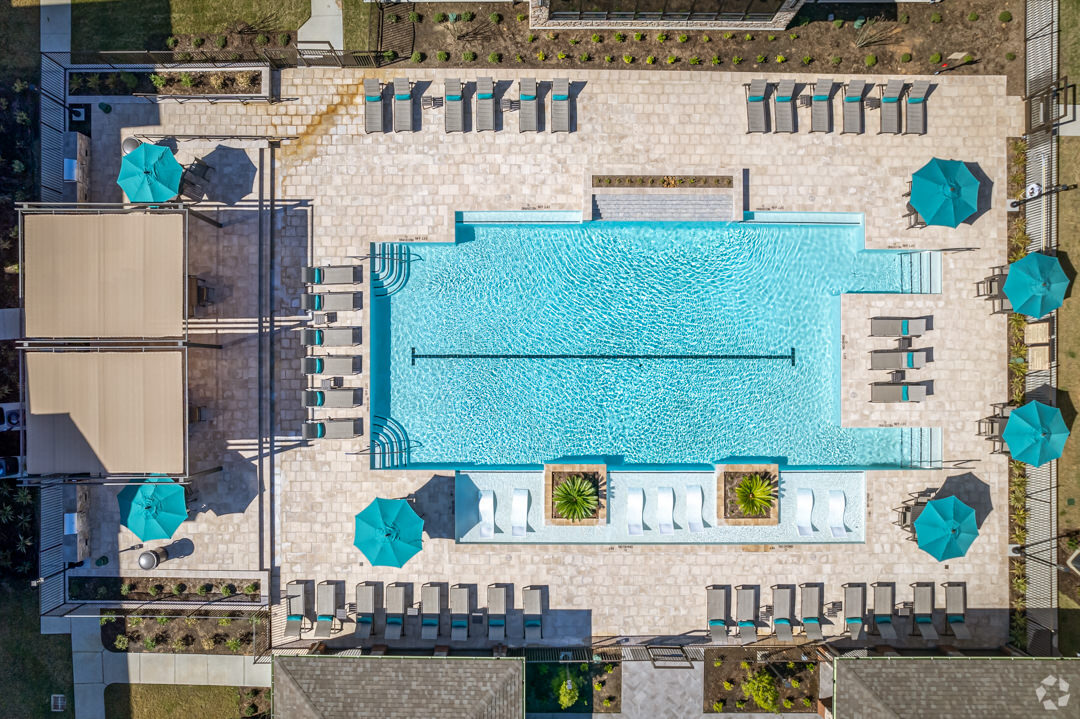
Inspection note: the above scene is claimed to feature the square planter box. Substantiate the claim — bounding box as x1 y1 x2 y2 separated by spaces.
717 463 779 526
544 464 607 526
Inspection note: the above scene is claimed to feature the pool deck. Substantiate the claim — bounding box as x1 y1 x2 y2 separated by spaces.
80 68 1021 649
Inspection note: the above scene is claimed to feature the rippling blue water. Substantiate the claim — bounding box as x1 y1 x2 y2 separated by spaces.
370 219 919 468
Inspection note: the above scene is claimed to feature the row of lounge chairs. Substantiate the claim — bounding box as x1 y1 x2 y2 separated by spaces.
869 317 932 403
285 581 544 642
746 78 930 135
707 581 970 644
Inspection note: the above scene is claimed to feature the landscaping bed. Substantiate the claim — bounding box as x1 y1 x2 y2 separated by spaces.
0 480 37 579
104 684 270 719
0 580 75 718
721 465 778 524
592 174 732 189
100 609 259 655
525 661 621 713
69 70 262 96
69 576 261 602
546 465 606 525
703 647 817 713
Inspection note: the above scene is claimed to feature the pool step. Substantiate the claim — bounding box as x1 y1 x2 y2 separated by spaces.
371 242 412 297
899 251 942 294
369 415 413 469
901 427 942 469
591 193 735 222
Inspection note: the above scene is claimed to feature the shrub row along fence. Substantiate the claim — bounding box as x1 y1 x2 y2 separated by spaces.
52 47 388 71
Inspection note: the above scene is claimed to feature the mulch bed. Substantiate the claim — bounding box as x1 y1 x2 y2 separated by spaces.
525 661 622 713
703 647 818 713
550 471 601 522
100 609 257 655
0 480 37 580
69 71 262 96
1058 535 1080 605
69 576 261 603
723 471 776 521
592 174 733 189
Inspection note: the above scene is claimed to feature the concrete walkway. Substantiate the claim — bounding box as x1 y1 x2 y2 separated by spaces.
297 0 344 50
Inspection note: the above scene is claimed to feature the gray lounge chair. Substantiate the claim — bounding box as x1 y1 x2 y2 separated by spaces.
736 586 758 645
913 583 938 640
842 80 867 134
314 581 338 639
302 356 362 375
745 79 768 133
801 584 824 641
301 327 362 347
870 317 927 337
284 580 306 639
364 78 383 134
879 79 904 134
945 584 971 639
707 586 731 641
870 382 927 403
519 78 538 132
773 79 796 133
811 79 834 133
355 583 374 639
870 349 929 371
523 587 542 640
301 292 363 312
385 584 406 640
302 418 363 439
905 79 930 135
393 78 412 133
873 584 898 641
773 586 795 642
421 584 440 640
450 586 469 641
303 388 363 408
551 78 570 133
445 78 463 133
303 266 364 285
844 585 866 641
488 585 507 641
476 77 495 132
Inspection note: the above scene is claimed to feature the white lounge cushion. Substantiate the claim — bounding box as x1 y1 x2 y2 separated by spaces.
478 489 494 538
686 485 704 533
796 488 814 537
657 486 674 535
627 487 644 536
511 489 528 537
828 490 847 537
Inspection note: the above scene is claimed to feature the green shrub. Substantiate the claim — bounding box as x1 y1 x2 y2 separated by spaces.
657 33 667 43
615 32 626 42
624 54 634 64
713 659 723 667
864 54 877 67
803 697 814 708
999 11 1013 22
411 51 423 63
792 678 801 689
776 54 786 63
434 12 447 22
667 55 677 64
462 51 476 62
462 10 474 21
736 700 746 709
409 11 420 23
558 51 568 60
1006 52 1017 61
605 664 615 674
634 32 644 41
219 616 233 626
431 50 446 62
191 37 204 48
930 12 942 23
558 680 579 709
387 13 399 24
968 11 978 21
802 55 813 65
148 584 160 597
739 660 750 670
712 700 724 712
114 635 129 650
688 56 700 65
702 34 711 42
120 72 138 90
930 52 942 63
176 51 193 62
579 53 590 62
255 33 269 46
383 49 396 62
100 611 117 625
901 52 912 63
722 32 733 40
569 38 580 45
678 34 689 43
833 19 844 28
899 13 909 24
515 54 523 62
646 56 656 64
489 12 501 23
767 34 776 41
243 704 257 717
537 51 546 61
741 669 780 712
712 55 722 65
143 636 157 651
830 56 842 65
592 33 601 42
527 33 536 42
517 13 527 21
593 681 603 691
783 699 794 709
553 475 599 521
603 698 612 708
723 680 733 690
732 56 742 65
744 33 753 41
605 55 614 63
547 32 557 39
166 36 178 49
756 54 766 63
489 52 502 63
214 35 227 49
735 474 774 516
226 638 243 653
790 32 798 40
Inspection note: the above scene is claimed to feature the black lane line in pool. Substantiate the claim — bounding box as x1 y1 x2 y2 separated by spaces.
411 347 797 366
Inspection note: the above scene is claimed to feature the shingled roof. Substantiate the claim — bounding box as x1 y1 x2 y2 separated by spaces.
273 656 524 719
834 657 1080 719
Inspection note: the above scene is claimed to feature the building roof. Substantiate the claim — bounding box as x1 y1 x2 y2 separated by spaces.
22 212 185 338
834 657 1080 719
273 656 523 719
25 350 185 475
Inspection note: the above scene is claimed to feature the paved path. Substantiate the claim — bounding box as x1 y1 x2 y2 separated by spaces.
40 0 70 53
297 0 344 50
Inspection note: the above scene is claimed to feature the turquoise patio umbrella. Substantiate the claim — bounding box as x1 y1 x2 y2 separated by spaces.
1002 400 1070 467
116 477 188 541
913 496 979 561
116 143 183 202
353 498 424 568
910 158 980 227
1003 252 1070 318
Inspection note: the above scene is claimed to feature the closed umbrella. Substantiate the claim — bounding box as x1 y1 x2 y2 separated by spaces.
1002 400 1070 467
116 477 188 541
910 158 980 227
1003 252 1070 318
116 143 183 203
913 496 978 561
353 498 424 568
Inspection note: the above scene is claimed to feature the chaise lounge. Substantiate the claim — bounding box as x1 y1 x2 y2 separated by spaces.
303 266 364 285
445 78 463 133
657 486 674 535
314 581 339 639
879 79 905 134
745 79 769 133
773 79 796 133
450 586 469 641
301 292 363 312
284 580 307 639
523 587 543 640
870 349 929 371
511 489 529 537
476 77 495 132
487 585 507 640
301 327 363 347
796 488 814 537
844 584 866 641
551 78 570 133
811 79 834 133
871 382 928 403
870 317 928 337
364 78 383 134
736 586 758 645
913 582 938 640
302 356 362 375
303 388 363 409
355 583 375 639
707 585 731 641
905 79 930 135
828 490 847 538
385 584 406 640
302 418 363 439
478 489 495 538
773 586 795 642
627 487 644 536
873 583 898 641
686 484 704 533
842 80 867 134
421 584 441 640
801 583 824 641
519 78 538 132
393 78 413 133
945 583 971 639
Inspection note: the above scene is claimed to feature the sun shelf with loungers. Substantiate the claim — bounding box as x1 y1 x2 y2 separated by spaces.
519 78 538 132
445 78 463 133
551 78 570 133
476 77 495 132
745 79 769 133
870 349 929 371
773 79 796 133
879 79 904 134
364 78 383 134
707 585 731 641
871 382 927 403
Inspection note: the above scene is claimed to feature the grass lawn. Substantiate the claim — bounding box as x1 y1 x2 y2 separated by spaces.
0 0 40 80
1057 137 1080 533
342 0 378 51
1061 0 1080 80
0 581 74 718
104 684 245 719
1060 592 1080 657
70 0 311 52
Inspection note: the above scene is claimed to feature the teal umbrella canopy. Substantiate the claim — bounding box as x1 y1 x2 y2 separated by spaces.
353 498 424 568
1003 252 1070 318
116 477 188 541
116 143 183 202
910 158 980 227
1002 400 1070 467
913 496 978 561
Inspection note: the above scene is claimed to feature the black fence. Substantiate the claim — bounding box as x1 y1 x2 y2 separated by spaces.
62 47 384 70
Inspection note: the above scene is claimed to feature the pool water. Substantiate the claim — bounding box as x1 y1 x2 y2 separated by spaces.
370 219 931 468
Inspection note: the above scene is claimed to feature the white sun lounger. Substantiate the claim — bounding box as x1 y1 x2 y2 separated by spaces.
478 489 495 538
828 490 847 538
487 585 506 641
657 486 674 535
707 585 731 641
302 356 362 375
421 584 440 640
796 488 814 537
686 485 704 533
873 583 897 641
355 583 374 639
773 586 795 642
627 487 644 536
511 489 528 537
385 584 406 640
450 586 469 641
284 580 306 639
844 584 866 641
301 292 363 312
303 266 364 285
523 588 542 640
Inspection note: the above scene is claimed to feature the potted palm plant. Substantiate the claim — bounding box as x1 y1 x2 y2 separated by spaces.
735 474 775 517
552 474 599 522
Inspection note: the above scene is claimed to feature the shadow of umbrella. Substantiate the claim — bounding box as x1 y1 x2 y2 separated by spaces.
198 146 258 206
196 455 259 518
962 161 993 224
403 474 456 540
934 472 993 528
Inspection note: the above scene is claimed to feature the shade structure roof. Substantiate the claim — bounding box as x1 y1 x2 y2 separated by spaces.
22 212 185 339
25 350 185 476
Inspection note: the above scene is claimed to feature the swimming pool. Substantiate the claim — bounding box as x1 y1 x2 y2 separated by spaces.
370 217 936 468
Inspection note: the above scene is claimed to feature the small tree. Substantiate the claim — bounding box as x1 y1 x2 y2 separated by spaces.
735 474 775 516
741 669 780 712
558 680 579 710
552 476 598 521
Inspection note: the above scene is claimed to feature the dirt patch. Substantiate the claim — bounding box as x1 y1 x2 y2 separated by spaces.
100 609 259 655
592 174 733 189
69 71 262 96
69 576 261 603
703 647 818 713
525 661 621 713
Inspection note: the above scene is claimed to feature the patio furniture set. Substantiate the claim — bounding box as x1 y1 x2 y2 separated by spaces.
299 264 365 441
366 77 573 134
706 580 970 645
868 316 933 403
284 580 545 642
745 78 929 135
